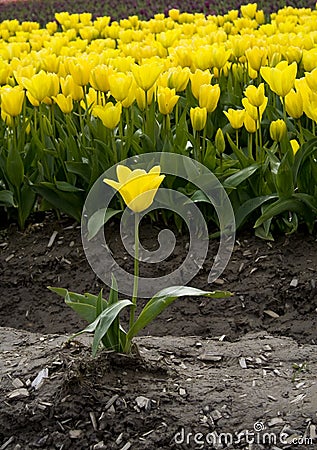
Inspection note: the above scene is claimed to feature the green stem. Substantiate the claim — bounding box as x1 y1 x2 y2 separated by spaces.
235 129 239 149
129 212 139 330
297 119 304 145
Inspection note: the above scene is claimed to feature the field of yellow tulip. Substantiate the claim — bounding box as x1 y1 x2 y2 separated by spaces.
0 3 317 238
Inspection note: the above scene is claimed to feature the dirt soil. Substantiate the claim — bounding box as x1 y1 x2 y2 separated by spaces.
0 214 317 449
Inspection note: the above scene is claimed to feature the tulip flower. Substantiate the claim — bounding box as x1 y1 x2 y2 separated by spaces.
93 102 122 129
103 165 164 213
305 68 317 92
21 71 59 103
108 72 133 102
53 94 73 114
60 75 84 101
0 85 25 117
260 61 297 98
244 112 258 133
215 128 225 154
157 86 179 115
167 67 190 92
131 62 163 92
190 69 213 100
241 3 257 19
270 119 287 142
246 47 267 72
285 89 303 119
223 108 246 129
242 97 267 121
210 46 231 70
90 65 115 93
198 84 220 113
190 106 207 131
244 83 266 107
290 139 300 154
66 58 93 86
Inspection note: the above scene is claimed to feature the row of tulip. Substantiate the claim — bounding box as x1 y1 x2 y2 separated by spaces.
0 3 317 237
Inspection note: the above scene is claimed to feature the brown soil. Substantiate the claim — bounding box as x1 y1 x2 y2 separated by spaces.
0 214 317 449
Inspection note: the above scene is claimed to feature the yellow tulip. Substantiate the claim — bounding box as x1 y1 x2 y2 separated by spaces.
131 62 163 91
190 69 213 100
269 119 287 142
305 68 317 92
244 112 258 133
246 47 267 72
0 61 11 85
135 86 155 110
21 70 59 103
90 65 114 93
93 102 122 129
53 94 73 113
108 72 133 102
215 128 225 154
167 67 190 92
244 83 266 107
223 108 246 129
66 58 92 86
290 139 300 155
260 61 297 97
103 165 165 213
242 97 267 121
1 85 25 117
121 82 136 108
241 3 257 19
198 84 220 113
210 46 231 70
1 109 13 126
157 86 179 115
190 106 207 131
285 89 303 119
60 75 84 101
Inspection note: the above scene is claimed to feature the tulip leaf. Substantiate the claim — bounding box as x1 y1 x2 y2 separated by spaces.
87 207 121 240
0 190 16 207
65 161 91 184
6 145 24 190
127 286 232 340
54 181 84 192
235 194 278 229
223 163 260 189
254 197 313 228
276 150 294 199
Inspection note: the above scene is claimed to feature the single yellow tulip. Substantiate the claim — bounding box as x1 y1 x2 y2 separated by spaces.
167 67 190 92
246 47 267 72
270 119 287 142
285 89 303 119
90 65 115 93
108 73 133 102
66 58 92 86
198 84 220 113
103 165 165 213
157 86 179 115
60 75 84 101
93 102 122 129
53 94 73 114
190 106 207 131
223 108 246 129
244 112 258 133
241 3 257 19
290 139 300 154
190 69 213 100
131 62 163 92
22 71 59 103
260 61 297 98
1 86 25 117
242 97 267 121
244 83 266 107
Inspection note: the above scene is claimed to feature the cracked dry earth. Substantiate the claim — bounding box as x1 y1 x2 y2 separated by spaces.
0 216 317 449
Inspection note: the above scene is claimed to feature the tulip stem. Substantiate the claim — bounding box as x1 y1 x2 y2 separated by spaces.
129 212 139 329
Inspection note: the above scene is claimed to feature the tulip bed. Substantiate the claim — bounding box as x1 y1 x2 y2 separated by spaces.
1 3 317 239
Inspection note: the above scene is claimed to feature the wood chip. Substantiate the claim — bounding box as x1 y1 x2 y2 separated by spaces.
5 254 14 262
198 353 222 362
12 378 24 389
135 396 151 410
268 417 284 427
47 231 58 248
267 395 278 401
179 388 187 397
120 443 131 450
290 393 306 404
290 278 298 287
89 412 98 430
264 309 280 318
0 436 14 450
214 278 225 285
105 394 119 410
31 368 49 390
7 388 29 399
239 357 247 369
69 430 82 439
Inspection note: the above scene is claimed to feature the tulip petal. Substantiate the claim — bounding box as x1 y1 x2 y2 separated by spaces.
116 165 132 184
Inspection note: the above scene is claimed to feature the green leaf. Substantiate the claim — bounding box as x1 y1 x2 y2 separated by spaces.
235 195 278 229
91 300 133 356
226 133 252 167
55 181 84 192
87 207 121 240
0 190 16 207
127 286 232 341
223 164 260 189
254 197 312 228
20 184 36 224
276 150 294 199
6 145 24 189
65 161 91 184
